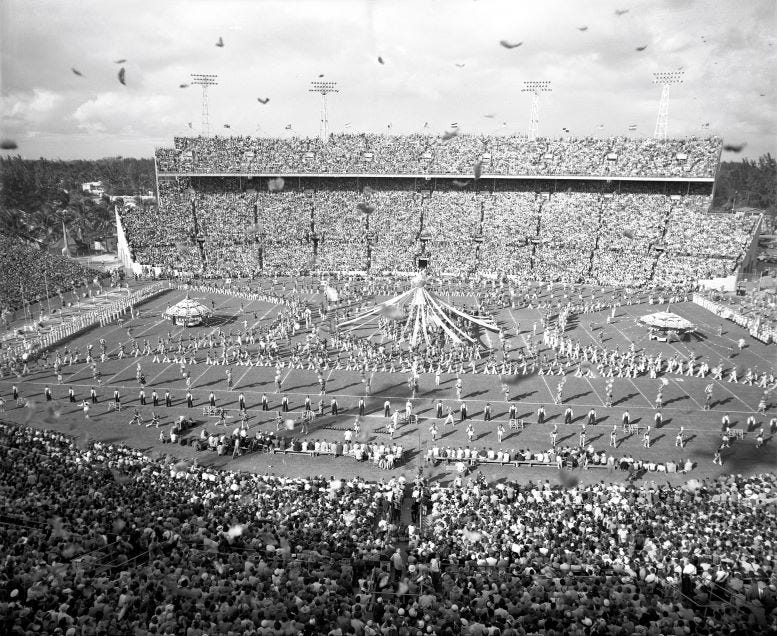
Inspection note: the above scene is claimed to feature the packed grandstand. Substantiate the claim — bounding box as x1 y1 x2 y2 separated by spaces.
1 423 775 636
114 134 763 284
2 132 775 636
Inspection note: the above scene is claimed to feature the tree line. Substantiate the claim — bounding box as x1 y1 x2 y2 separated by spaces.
0 156 155 247
712 153 776 216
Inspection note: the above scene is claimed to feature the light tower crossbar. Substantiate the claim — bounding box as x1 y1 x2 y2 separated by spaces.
191 73 219 137
521 81 552 140
309 81 338 139
652 71 684 140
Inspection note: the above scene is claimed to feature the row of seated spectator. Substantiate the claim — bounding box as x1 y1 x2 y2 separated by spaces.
425 444 694 473
2 421 774 635
123 180 758 285
275 438 405 466
156 134 723 178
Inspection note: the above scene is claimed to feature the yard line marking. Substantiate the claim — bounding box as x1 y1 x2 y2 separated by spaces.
625 377 655 409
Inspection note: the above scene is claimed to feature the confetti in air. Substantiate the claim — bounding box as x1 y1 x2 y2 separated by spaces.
267 177 285 192
227 524 245 539
378 304 405 321
324 285 339 302
558 470 579 489
49 517 70 540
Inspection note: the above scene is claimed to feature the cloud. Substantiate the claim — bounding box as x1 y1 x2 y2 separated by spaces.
72 92 177 136
3 89 64 123
0 0 774 159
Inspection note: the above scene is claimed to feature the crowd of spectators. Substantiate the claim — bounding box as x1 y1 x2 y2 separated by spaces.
1 421 775 635
415 472 776 633
156 134 723 178
0 234 102 312
664 204 758 258
120 175 759 285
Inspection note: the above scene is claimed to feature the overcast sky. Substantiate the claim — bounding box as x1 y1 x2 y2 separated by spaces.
1 0 775 160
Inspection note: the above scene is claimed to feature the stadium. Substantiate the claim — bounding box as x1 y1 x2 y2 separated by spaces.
1 2 777 635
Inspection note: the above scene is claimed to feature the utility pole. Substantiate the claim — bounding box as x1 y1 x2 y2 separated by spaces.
521 81 552 140
191 73 219 137
309 81 338 139
653 71 684 140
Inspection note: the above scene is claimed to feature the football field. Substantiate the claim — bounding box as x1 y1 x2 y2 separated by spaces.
2 279 774 486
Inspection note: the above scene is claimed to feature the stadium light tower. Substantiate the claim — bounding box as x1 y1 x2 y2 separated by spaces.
309 81 338 139
653 71 684 140
521 81 552 140
190 73 219 137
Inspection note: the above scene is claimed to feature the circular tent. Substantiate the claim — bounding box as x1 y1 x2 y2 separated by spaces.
339 271 499 348
639 311 696 341
163 296 212 327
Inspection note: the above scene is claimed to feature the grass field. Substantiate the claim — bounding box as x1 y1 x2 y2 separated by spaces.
1 278 774 486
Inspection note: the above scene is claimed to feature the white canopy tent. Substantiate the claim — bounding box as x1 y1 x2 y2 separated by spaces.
640 311 696 340
163 296 212 327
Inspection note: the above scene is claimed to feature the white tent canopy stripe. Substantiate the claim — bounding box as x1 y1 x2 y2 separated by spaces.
163 295 213 325
339 273 498 347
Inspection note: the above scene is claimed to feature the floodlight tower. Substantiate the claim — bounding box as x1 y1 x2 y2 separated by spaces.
309 81 338 139
190 73 219 137
521 81 552 140
653 71 684 140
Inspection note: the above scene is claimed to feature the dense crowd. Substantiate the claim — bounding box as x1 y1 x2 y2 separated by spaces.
416 472 777 633
1 422 775 635
155 134 723 178
0 234 103 313
121 179 760 286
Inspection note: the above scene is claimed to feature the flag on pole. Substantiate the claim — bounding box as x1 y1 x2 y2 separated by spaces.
60 220 73 257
